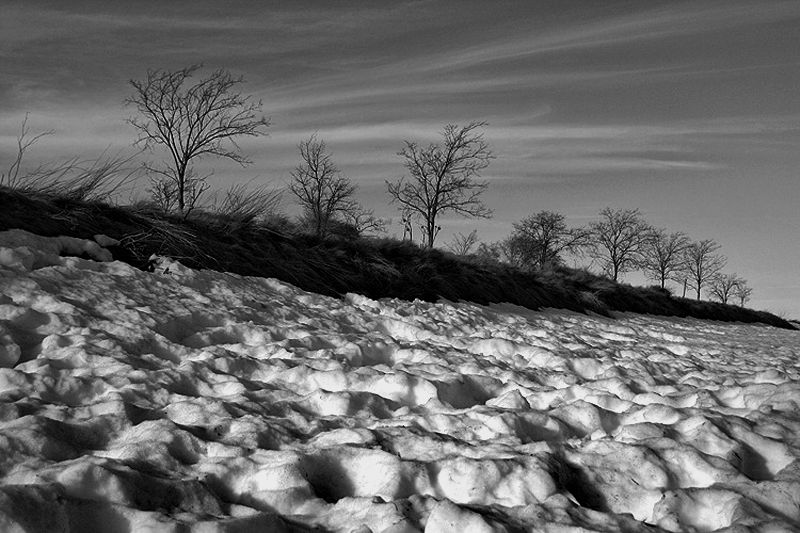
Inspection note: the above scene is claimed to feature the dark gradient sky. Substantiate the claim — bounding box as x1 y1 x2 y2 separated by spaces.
3 0 800 316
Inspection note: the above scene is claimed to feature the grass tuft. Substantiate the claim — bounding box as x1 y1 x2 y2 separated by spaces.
17 151 139 202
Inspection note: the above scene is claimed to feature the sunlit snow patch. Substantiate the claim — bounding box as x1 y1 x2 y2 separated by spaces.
0 229 799 532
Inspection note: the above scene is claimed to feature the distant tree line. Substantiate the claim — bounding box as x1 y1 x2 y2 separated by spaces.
456 207 751 305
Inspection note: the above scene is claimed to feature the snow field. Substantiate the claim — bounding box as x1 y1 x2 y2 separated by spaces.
0 229 798 532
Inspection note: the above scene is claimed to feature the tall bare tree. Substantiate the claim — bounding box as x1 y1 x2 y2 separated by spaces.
127 65 270 214
708 273 743 304
387 122 493 248
640 229 690 289
683 239 726 300
504 211 589 270
289 134 357 238
588 208 650 282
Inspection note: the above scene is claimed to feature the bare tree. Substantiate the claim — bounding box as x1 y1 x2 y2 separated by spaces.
731 279 753 307
145 167 209 214
708 273 743 304
341 205 388 236
640 229 690 289
147 176 179 213
127 65 270 214
504 211 589 270
289 134 358 238
588 208 651 282
387 122 493 248
683 239 726 300
447 230 480 256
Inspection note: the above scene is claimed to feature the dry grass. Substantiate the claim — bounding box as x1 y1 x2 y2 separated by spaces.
19 151 139 202
205 182 283 233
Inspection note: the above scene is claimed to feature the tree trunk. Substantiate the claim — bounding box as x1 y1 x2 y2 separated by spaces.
177 164 186 213
425 219 435 248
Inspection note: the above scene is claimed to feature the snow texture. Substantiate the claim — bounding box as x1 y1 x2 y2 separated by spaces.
0 229 799 532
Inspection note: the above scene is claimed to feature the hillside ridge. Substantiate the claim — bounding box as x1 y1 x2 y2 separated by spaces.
0 187 793 330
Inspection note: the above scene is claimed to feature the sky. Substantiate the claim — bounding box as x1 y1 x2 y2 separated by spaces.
2 0 800 317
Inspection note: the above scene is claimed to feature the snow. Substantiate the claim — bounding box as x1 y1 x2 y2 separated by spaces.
0 228 798 532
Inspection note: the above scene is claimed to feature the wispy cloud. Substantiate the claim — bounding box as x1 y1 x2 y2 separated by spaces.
405 1 800 76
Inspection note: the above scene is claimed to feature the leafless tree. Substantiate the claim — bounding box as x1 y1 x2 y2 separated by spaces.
640 228 690 289
341 205 388 236
504 211 589 270
587 208 651 282
731 279 753 307
683 239 727 300
145 168 209 214
387 122 493 248
147 176 178 213
289 134 358 238
447 229 480 256
708 273 743 304
127 65 270 214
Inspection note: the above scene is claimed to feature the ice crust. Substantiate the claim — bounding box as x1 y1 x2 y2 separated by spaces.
0 229 799 532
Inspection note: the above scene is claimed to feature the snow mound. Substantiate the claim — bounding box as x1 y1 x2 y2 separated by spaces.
0 231 799 532
0 229 113 272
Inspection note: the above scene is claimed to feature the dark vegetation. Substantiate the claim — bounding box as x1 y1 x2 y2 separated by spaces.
1 187 794 330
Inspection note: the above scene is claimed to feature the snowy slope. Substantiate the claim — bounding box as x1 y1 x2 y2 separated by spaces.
0 229 798 532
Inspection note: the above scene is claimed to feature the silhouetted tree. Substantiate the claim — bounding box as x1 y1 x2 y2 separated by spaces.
504 211 589 270
683 239 726 300
127 65 270 214
732 279 753 307
341 205 388 236
640 229 690 289
447 230 480 256
588 208 650 282
387 122 493 248
289 134 357 238
708 273 743 304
